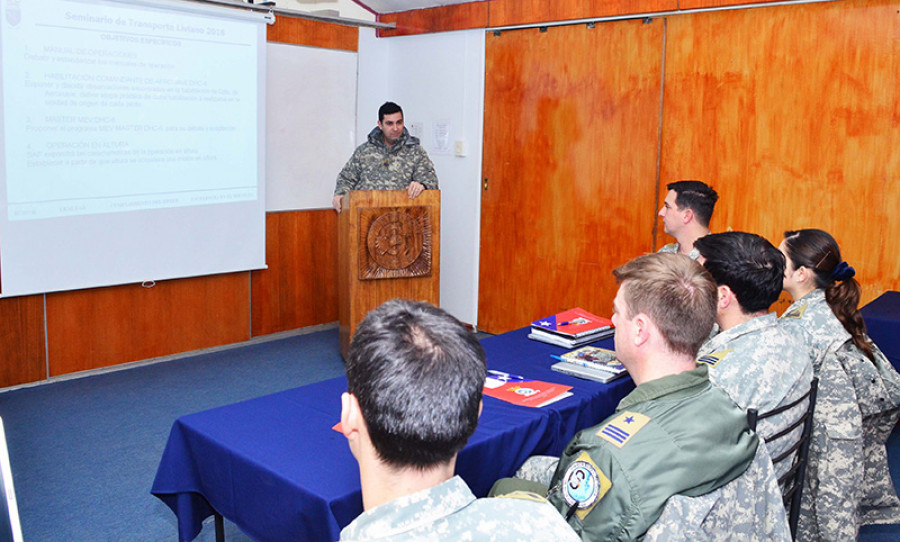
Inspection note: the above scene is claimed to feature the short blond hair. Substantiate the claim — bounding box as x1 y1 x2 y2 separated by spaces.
613 253 717 358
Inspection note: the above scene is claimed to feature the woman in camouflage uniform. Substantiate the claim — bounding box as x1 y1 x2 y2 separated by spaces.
780 228 900 541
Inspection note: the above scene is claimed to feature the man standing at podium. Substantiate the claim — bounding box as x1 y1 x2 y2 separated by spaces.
332 101 439 213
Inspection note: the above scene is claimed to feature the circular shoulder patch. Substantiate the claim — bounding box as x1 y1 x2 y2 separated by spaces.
561 460 600 509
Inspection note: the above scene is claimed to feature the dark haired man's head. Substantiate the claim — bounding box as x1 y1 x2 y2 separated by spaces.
665 180 719 228
694 232 785 314
378 101 403 122
377 102 405 146
346 299 486 469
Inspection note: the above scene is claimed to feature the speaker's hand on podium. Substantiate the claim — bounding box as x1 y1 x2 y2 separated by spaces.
407 181 425 199
333 194 344 213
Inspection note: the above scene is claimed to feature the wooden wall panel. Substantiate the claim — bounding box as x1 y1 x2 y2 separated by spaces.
488 0 676 28
251 210 338 336
267 15 358 51
46 273 250 376
377 0 854 37
378 2 489 37
479 20 664 334
0 296 46 388
885 8 900 300
660 0 899 306
679 0 802 8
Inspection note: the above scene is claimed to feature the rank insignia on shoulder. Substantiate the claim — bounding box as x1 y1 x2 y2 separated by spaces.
561 451 611 520
782 305 808 319
596 411 650 448
697 349 733 368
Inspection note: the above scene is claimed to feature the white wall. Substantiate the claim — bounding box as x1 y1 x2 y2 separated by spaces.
357 28 485 326
266 43 357 211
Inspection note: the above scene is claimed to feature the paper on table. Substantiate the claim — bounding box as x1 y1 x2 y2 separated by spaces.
483 371 573 408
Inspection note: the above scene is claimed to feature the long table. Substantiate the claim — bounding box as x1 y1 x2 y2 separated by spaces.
151 329 633 542
861 291 900 370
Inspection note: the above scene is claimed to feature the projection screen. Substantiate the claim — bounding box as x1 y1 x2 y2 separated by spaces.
0 0 269 296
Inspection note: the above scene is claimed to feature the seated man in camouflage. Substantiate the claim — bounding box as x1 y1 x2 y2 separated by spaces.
338 299 579 541
493 253 781 540
693 231 814 480
332 101 438 213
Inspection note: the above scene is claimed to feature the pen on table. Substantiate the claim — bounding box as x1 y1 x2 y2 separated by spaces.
487 370 527 382
558 320 589 326
550 355 564 361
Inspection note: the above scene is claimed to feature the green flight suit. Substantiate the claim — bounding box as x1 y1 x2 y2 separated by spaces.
547 365 758 541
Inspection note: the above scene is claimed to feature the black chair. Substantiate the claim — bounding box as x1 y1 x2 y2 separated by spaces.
747 377 819 541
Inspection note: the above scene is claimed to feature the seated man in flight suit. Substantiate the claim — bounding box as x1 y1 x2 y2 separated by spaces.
493 253 788 541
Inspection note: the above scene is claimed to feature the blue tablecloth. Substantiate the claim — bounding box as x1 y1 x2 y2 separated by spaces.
862 291 900 369
151 329 634 542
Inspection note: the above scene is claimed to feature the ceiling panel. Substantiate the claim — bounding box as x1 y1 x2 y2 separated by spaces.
355 0 473 14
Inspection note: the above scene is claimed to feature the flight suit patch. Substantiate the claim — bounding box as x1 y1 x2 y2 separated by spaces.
561 451 611 520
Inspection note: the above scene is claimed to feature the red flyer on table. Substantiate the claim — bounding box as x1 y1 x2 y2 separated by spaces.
483 370 573 408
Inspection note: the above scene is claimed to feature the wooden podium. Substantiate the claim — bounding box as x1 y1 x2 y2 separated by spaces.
338 190 441 359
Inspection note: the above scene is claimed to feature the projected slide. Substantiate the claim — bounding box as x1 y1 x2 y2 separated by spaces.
0 0 267 297
2 0 259 220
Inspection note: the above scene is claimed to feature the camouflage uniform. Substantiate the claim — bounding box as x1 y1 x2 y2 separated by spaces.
657 242 700 260
781 289 900 540
697 313 815 480
338 475 580 541
545 365 759 541
333 127 439 196
513 455 560 486
643 444 791 541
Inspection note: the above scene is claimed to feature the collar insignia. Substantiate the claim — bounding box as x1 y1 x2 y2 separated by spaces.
782 305 808 319
697 349 733 368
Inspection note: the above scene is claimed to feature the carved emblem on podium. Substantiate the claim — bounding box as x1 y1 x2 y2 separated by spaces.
359 206 432 280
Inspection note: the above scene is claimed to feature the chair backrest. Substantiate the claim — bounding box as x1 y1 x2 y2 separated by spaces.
747 377 819 540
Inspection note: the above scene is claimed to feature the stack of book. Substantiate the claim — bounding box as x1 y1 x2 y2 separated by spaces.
550 345 628 383
528 307 614 348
